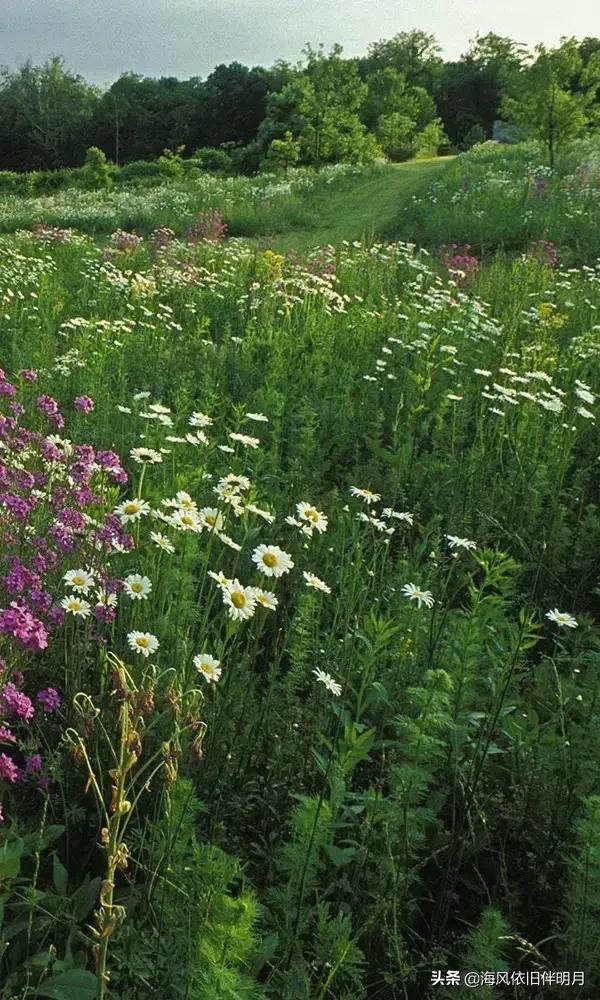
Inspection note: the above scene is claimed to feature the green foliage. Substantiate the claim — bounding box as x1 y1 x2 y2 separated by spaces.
443 907 510 999
263 131 301 172
561 796 600 987
82 146 113 190
502 39 598 167
156 146 186 180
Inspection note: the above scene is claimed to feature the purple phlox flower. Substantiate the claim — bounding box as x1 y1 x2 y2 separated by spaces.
37 687 61 712
25 753 42 774
0 603 49 651
0 753 20 783
0 683 35 722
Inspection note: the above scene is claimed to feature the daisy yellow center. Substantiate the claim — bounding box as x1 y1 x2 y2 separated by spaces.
124 502 139 514
135 636 149 648
262 553 278 567
305 508 319 521
231 590 247 608
199 662 212 673
131 582 143 592
69 600 81 609
205 515 217 526
181 514 194 525
72 575 85 586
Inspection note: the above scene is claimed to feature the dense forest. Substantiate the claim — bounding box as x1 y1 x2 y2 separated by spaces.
0 31 599 174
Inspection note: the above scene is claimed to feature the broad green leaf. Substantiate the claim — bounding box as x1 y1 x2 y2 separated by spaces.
33 968 98 999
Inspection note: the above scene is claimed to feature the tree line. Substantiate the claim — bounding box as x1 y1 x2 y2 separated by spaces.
0 30 599 174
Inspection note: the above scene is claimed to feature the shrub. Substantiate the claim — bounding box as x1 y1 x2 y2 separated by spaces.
115 160 162 185
82 146 113 190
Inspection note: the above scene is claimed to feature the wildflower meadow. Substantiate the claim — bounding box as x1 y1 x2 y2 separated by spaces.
1 136 600 1000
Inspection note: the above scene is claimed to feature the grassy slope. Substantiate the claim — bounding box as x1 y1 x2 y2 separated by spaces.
268 157 452 251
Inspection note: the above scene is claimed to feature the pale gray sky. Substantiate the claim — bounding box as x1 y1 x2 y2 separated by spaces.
1 0 599 85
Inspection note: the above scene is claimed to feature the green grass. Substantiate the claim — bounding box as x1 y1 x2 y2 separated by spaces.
266 157 453 250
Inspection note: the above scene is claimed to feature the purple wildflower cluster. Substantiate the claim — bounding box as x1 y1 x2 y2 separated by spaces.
527 240 559 269
74 395 95 413
0 663 61 810
186 209 228 243
109 229 144 254
442 243 480 283
0 367 131 822
150 226 176 253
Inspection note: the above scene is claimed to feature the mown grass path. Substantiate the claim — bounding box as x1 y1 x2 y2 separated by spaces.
269 156 453 250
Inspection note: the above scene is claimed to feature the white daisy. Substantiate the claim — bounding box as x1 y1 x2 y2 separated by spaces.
296 502 328 534
150 531 175 553
382 509 413 525
445 534 476 551
402 583 435 608
193 653 222 683
546 608 578 629
199 507 225 532
313 668 342 696
252 544 294 578
61 595 92 618
114 498 151 523
219 474 251 492
189 411 213 427
169 509 203 533
127 631 160 657
303 572 332 594
95 590 118 608
63 568 95 594
208 569 233 586
253 588 279 610
123 574 152 600
244 503 275 523
229 432 260 449
222 580 257 621
185 430 209 446
350 486 382 503
130 447 163 464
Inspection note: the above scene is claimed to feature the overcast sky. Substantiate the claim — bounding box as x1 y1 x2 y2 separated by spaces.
1 0 599 86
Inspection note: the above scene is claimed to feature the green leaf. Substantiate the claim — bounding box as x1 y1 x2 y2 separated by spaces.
70 876 102 921
22 826 65 855
52 853 69 896
0 837 24 880
33 968 98 999
325 844 358 867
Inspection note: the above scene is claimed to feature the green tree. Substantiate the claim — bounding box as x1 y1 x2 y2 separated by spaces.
306 45 382 164
263 130 301 172
82 145 113 189
0 56 98 169
503 39 597 167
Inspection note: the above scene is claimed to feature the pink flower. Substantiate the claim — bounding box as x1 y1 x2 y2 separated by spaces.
0 603 49 651
0 753 20 783
0 682 35 722
74 395 95 412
